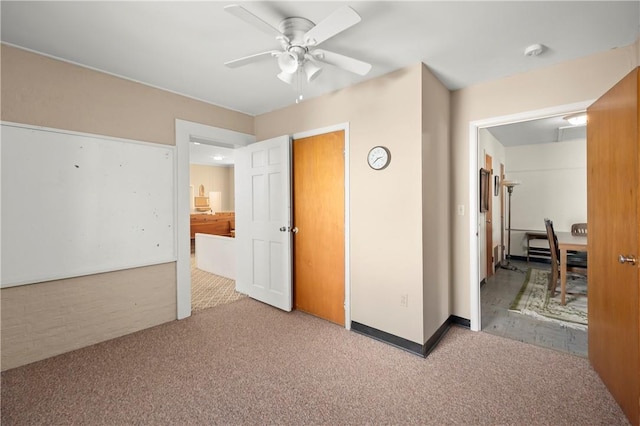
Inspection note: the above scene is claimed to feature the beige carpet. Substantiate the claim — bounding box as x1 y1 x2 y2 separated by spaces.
191 253 246 312
1 298 629 425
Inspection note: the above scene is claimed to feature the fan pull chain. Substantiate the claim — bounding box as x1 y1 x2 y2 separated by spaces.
295 68 304 104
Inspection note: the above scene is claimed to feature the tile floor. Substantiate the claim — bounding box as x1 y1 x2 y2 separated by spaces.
481 259 587 358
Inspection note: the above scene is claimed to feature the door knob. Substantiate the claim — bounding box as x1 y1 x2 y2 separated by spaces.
279 226 288 232
291 227 299 234
618 254 637 265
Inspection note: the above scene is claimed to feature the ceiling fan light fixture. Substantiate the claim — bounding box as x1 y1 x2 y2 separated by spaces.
277 51 299 73
224 4 371 100
277 71 295 84
303 60 322 82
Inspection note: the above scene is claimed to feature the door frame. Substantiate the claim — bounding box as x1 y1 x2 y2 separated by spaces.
175 119 254 319
484 153 493 279
293 123 351 329
468 100 593 331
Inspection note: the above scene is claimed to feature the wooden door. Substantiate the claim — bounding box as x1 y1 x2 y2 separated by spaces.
499 163 505 263
485 154 494 277
292 130 345 325
587 67 639 425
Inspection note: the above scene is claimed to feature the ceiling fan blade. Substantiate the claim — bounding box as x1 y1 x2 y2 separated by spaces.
224 4 288 41
224 51 279 68
303 6 361 46
311 49 371 76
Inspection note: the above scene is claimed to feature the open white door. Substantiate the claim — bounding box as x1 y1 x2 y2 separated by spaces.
235 135 292 311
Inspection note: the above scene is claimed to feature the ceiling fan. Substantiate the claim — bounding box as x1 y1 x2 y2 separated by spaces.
223 4 372 86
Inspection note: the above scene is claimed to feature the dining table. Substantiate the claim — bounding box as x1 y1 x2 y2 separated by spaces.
556 232 588 305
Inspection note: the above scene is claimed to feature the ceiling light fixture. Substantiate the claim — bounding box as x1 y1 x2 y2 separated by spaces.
563 112 587 126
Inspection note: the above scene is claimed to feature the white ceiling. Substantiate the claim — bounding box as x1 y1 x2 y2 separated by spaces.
2 1 638 116
190 142 235 167
487 114 587 147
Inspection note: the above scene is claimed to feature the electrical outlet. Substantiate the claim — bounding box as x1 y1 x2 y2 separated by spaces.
400 294 408 308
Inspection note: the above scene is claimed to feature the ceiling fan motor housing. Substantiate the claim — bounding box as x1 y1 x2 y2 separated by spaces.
279 17 315 48
277 17 315 71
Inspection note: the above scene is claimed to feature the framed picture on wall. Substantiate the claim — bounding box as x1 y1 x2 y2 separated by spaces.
479 168 490 212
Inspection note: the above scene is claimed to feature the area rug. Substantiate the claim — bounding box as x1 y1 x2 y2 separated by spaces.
191 253 247 312
508 268 587 330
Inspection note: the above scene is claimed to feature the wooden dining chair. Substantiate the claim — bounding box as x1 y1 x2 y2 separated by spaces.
544 218 587 297
570 222 589 265
571 223 587 236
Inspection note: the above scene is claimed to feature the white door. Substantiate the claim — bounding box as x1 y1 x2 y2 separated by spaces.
235 135 292 311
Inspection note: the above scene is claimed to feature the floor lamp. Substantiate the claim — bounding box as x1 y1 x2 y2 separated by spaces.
500 180 521 270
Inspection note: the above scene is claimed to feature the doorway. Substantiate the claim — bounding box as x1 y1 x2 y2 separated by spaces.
175 119 254 319
468 101 593 331
472 104 591 356
189 146 240 313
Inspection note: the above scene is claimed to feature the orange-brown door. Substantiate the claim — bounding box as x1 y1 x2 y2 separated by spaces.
485 154 494 277
292 130 345 325
499 163 505 264
587 67 639 425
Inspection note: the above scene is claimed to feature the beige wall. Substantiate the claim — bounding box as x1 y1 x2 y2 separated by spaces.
227 166 235 211
1 45 253 144
255 64 427 343
450 41 639 319
421 64 451 342
504 138 587 260
1 44 254 370
190 164 234 212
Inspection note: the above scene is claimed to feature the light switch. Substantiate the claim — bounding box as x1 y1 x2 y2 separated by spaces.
457 205 465 216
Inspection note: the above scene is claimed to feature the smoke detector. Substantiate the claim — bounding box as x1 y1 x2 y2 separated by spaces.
524 44 545 57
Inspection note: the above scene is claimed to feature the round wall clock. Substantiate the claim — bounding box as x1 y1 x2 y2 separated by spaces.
367 146 391 170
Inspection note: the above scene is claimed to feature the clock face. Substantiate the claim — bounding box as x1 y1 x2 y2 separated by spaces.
367 146 390 170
